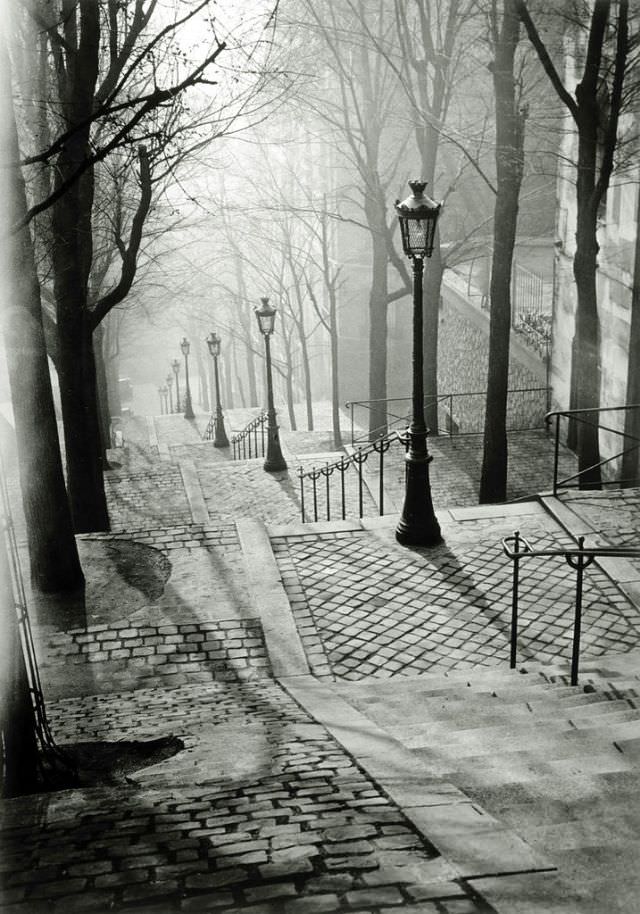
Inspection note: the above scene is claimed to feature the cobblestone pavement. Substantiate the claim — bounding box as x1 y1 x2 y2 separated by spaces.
273 512 640 681
558 487 640 571
3 403 625 913
297 431 577 522
2 680 493 913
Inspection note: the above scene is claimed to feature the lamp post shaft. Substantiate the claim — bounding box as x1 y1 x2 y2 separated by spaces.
212 354 229 448
263 334 287 472
174 373 181 413
184 352 195 419
167 386 173 413
395 257 442 547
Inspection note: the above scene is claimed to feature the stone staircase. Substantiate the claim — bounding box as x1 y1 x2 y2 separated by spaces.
326 653 640 912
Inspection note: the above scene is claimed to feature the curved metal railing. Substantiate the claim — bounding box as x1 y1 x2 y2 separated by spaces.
298 431 406 522
231 411 268 460
503 530 640 685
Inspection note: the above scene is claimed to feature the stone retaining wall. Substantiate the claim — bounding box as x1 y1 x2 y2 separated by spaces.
39 619 271 695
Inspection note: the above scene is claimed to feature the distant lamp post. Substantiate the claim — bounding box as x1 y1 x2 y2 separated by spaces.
171 358 181 413
255 297 287 472
166 373 174 413
158 386 165 414
160 385 169 414
394 180 442 547
206 332 230 448
180 337 195 420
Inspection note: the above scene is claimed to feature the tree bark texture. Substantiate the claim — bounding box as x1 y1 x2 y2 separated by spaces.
622 186 640 485
368 226 389 440
0 525 40 796
51 1 110 532
479 0 525 504
2 64 84 592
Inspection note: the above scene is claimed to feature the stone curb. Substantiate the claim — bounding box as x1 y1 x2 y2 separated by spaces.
540 494 640 611
280 675 557 891
179 460 209 524
236 518 310 678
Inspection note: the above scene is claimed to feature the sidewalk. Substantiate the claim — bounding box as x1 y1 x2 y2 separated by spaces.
3 407 640 913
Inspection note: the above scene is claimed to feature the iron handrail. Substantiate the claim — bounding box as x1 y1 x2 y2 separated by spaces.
545 404 640 494
502 531 640 685
347 386 551 445
298 431 405 522
230 411 268 460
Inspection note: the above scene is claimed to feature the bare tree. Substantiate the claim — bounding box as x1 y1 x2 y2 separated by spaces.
516 0 631 486
479 0 527 502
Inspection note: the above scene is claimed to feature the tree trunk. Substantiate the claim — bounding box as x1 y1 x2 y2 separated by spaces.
51 1 109 532
368 229 388 440
232 337 246 408
284 369 297 431
2 68 84 591
246 339 259 406
0 525 40 797
104 314 122 416
299 328 314 431
195 342 210 412
622 187 640 485
424 243 443 435
479 0 525 504
93 322 112 456
330 294 343 450
572 197 602 488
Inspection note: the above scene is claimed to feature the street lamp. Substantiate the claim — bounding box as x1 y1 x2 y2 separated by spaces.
166 373 174 413
206 332 230 448
255 297 287 472
158 386 165 415
180 337 195 420
171 358 181 413
160 385 168 414
394 180 442 547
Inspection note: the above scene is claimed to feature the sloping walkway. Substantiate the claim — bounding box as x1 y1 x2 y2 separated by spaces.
3 407 640 914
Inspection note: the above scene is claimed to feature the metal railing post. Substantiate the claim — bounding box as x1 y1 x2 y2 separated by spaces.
379 440 384 516
568 536 591 687
510 530 521 669
553 413 560 495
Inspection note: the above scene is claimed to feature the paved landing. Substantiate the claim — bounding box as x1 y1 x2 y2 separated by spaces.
271 507 640 681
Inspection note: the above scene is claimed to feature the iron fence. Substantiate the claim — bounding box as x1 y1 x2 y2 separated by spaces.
347 387 551 446
298 432 405 523
231 411 268 460
546 404 640 494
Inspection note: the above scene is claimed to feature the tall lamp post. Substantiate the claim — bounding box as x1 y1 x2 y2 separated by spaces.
158 386 165 415
180 337 195 420
160 385 168 414
394 180 442 547
255 297 287 472
206 332 230 448
166 373 174 413
172 358 181 413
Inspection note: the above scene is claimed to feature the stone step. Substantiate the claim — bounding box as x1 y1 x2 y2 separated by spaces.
374 696 632 734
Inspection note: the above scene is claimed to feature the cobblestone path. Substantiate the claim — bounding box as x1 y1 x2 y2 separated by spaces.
559 487 640 573
2 680 492 913
274 512 640 681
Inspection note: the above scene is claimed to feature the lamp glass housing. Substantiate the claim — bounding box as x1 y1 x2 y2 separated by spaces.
255 297 277 336
172 359 180 373
395 180 441 259
206 332 221 358
180 337 190 356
